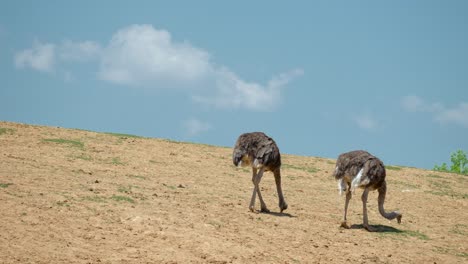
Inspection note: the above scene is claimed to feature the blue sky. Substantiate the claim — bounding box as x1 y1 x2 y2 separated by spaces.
1 1 467 169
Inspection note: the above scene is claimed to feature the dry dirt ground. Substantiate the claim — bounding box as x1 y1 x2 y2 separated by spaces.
0 121 467 263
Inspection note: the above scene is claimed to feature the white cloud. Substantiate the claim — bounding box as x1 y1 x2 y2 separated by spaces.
14 24 302 111
97 24 302 110
401 96 468 127
354 114 377 131
401 95 442 112
15 40 101 72
59 40 101 62
434 103 468 127
15 41 56 72
98 24 212 85
194 68 303 111
182 118 212 137
401 95 425 112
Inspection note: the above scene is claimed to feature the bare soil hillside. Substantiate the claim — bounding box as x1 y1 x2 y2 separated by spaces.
0 121 467 263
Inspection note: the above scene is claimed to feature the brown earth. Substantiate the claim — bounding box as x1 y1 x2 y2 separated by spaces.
0 121 467 263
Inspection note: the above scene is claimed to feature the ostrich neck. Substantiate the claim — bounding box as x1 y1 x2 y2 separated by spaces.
377 182 399 220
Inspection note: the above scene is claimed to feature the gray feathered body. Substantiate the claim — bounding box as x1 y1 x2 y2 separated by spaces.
334 150 385 191
232 132 287 213
334 150 402 229
233 132 281 171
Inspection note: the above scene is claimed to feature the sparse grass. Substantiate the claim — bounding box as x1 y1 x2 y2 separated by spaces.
402 230 430 240
425 179 464 198
74 153 92 161
208 220 222 229
0 183 13 188
110 157 125 165
426 190 465 198
83 196 107 203
450 224 467 236
433 246 450 255
283 164 320 174
433 246 468 259
4 190 23 198
117 186 132 193
110 195 134 203
0 127 15 135
386 165 402 171
43 138 84 149
400 165 418 169
56 201 70 207
105 132 142 138
161 138 182 144
388 180 420 189
127 174 147 180
430 179 451 189
163 184 177 190
306 167 320 173
426 174 443 179
161 138 218 148
426 189 449 197
118 185 132 193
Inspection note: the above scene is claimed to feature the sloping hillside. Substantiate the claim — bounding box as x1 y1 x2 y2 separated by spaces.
0 121 466 263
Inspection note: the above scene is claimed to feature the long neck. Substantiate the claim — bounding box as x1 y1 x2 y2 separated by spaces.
377 181 400 220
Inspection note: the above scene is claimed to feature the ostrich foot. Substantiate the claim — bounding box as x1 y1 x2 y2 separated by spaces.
397 214 402 224
340 221 350 229
260 207 270 213
363 224 376 232
279 202 288 213
249 206 256 212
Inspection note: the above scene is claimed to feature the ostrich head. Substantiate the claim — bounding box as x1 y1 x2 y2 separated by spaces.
233 148 249 167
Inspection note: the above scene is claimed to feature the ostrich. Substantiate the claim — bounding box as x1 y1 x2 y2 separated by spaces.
232 132 288 213
334 150 402 231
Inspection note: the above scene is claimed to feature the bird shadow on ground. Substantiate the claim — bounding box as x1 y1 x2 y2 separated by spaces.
350 224 403 233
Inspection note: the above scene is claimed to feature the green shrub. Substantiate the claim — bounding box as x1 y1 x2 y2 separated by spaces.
434 150 467 175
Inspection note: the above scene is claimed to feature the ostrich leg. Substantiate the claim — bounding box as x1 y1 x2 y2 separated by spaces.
341 186 352 228
361 187 375 232
249 168 266 212
253 168 269 212
249 168 257 212
273 169 288 212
